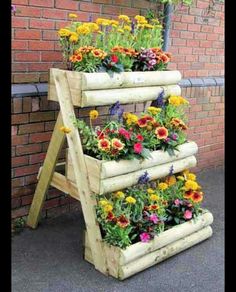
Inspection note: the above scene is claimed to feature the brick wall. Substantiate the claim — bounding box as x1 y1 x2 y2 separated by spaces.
11 80 224 220
12 0 224 83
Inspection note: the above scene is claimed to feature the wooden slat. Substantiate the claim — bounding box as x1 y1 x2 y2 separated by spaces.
27 112 66 229
53 68 108 275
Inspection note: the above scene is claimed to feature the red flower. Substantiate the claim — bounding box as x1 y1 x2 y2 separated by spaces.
118 128 131 140
117 215 129 228
136 134 144 142
134 142 143 154
155 126 168 140
111 54 119 63
137 117 148 128
106 211 115 221
96 130 105 140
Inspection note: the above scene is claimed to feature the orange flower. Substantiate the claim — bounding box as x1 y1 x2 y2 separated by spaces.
92 49 103 58
98 139 110 151
148 205 159 210
170 118 188 130
165 175 176 186
117 215 129 228
183 190 194 199
160 53 170 64
137 117 148 128
191 191 203 203
111 138 125 151
155 127 168 139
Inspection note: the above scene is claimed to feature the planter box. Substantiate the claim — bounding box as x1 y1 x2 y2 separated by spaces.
66 141 198 195
49 69 182 107
84 210 213 280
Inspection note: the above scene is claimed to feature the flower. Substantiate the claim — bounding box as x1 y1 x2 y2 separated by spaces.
183 210 192 220
149 204 159 210
69 34 79 43
118 128 131 140
106 211 115 221
98 139 111 151
138 171 150 184
184 180 199 191
170 118 188 130
70 53 83 63
187 173 196 181
158 182 168 190
147 106 162 115
123 112 138 125
60 126 71 133
134 143 143 154
136 134 144 142
99 199 109 206
103 204 113 212
150 194 159 201
191 191 203 203
165 175 176 186
177 175 185 181
118 15 131 23
114 191 125 199
140 232 151 243
147 188 155 194
155 127 168 140
137 117 148 128
117 215 130 228
58 28 71 37
69 13 77 18
149 214 159 224
124 25 131 31
111 138 125 151
89 110 99 120
111 54 119 63
125 196 136 204
174 199 180 206
183 190 194 199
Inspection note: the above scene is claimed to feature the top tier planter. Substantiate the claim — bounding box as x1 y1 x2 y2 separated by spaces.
48 69 182 107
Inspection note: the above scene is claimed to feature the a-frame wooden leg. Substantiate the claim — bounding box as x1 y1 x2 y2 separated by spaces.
27 112 66 229
52 69 108 275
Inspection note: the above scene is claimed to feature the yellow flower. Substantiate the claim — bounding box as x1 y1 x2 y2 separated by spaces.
184 180 199 191
147 188 155 194
58 28 71 37
124 112 138 125
168 96 181 106
117 28 124 34
177 176 185 181
96 18 111 26
179 96 189 105
99 200 109 206
77 25 90 35
110 20 119 26
147 106 162 115
69 33 79 43
187 173 196 181
103 204 113 212
150 194 159 201
144 24 154 29
158 182 168 190
124 25 131 31
135 15 146 23
165 175 177 186
89 110 99 120
69 13 77 19
60 126 71 133
125 196 136 204
111 138 125 151
114 191 125 199
118 15 131 23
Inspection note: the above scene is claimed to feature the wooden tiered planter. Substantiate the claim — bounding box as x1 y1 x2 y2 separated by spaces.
27 68 213 280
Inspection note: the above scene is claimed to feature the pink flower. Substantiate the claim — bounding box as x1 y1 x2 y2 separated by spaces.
118 128 131 140
183 210 192 220
134 142 143 154
174 199 180 206
140 232 151 243
136 134 144 142
149 214 159 224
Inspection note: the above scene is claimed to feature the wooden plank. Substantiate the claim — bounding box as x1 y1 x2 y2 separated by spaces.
119 226 213 280
53 68 108 275
37 162 66 180
27 112 66 229
81 85 181 107
81 71 182 90
100 155 197 194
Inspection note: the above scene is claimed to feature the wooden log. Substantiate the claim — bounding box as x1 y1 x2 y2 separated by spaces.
119 226 213 280
100 155 197 194
120 211 213 265
100 141 198 179
81 85 181 107
81 71 182 90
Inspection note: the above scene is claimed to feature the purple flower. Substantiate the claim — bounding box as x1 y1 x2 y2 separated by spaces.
131 21 135 34
171 133 178 141
149 214 159 224
165 137 171 143
154 90 165 108
169 164 174 176
138 171 150 184
148 59 157 66
140 232 151 243
11 5 16 13
109 101 121 116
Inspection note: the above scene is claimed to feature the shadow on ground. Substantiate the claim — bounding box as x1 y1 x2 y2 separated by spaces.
12 167 224 292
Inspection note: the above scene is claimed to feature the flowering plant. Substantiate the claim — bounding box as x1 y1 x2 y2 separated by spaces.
58 14 171 73
73 92 189 160
96 169 205 248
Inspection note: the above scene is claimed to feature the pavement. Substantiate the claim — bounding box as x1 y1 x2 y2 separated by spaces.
12 166 224 292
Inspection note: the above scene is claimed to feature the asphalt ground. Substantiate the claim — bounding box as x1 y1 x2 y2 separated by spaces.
12 166 224 292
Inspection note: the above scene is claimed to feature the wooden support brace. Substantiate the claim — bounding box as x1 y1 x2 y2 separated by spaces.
52 69 108 275
27 112 66 229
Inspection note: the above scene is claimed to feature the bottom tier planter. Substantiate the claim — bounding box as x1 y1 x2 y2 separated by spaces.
84 210 213 280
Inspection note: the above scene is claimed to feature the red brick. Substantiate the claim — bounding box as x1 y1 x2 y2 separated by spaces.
12 0 28 3
181 15 195 23
12 114 29 125
44 198 60 210
12 198 22 209
121 7 139 16
16 6 42 17
14 52 40 62
80 2 101 13
93 0 112 3
30 111 55 122
201 25 214 33
55 0 78 10
177 63 190 70
178 47 193 55
214 26 224 34
12 63 28 72
12 17 29 28
43 9 68 19
29 153 46 164
14 165 40 177
200 40 213 48
12 135 29 146
206 34 218 43
194 32 207 40
12 206 30 219
42 31 58 41
180 31 194 39
25 174 38 185
12 156 29 167
29 40 54 51
29 132 52 143
189 7 203 16
18 123 44 135
193 48 205 55
197 0 210 9
187 23 201 32
21 195 34 206
173 22 188 30
183 70 197 78
102 5 121 14
29 0 54 7
16 144 42 155
12 98 22 114
12 177 25 188
30 19 55 29
186 40 200 47
15 29 41 40
172 39 186 46
28 63 52 72
14 73 40 83
12 40 28 50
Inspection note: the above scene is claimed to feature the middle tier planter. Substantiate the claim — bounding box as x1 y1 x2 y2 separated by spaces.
66 141 198 194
